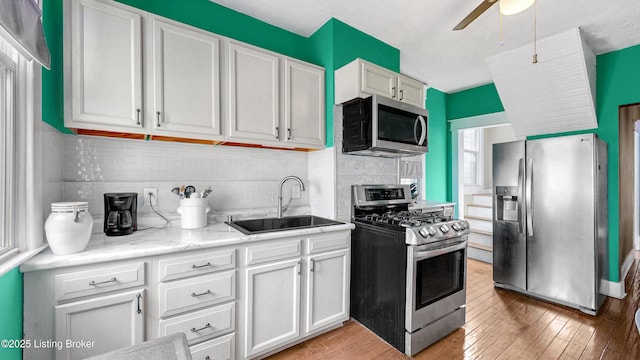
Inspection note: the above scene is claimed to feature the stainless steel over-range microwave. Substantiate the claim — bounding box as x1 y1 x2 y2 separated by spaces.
341 95 428 157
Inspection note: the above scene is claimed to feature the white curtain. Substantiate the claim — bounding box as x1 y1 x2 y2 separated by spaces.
0 0 50 69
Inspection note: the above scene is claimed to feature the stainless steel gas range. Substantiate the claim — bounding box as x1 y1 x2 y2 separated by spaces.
350 184 470 356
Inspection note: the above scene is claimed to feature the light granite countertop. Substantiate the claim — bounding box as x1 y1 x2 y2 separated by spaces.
20 221 355 273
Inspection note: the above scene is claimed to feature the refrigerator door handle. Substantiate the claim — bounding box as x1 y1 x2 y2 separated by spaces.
526 158 534 236
517 158 525 234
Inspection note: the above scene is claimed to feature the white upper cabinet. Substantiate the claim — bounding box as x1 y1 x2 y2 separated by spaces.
228 42 326 149
360 62 396 99
151 19 221 137
67 0 144 130
397 73 425 108
65 0 223 141
227 43 280 142
335 58 426 109
284 59 325 147
65 0 325 148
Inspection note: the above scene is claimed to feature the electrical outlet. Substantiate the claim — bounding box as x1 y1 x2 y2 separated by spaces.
143 188 158 206
292 185 301 199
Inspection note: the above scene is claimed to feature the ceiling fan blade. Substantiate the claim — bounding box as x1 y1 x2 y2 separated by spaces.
453 0 499 31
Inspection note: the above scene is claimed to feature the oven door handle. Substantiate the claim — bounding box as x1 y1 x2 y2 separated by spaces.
413 240 467 261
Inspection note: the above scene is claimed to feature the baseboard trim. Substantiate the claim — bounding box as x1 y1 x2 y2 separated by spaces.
600 279 627 299
599 250 636 300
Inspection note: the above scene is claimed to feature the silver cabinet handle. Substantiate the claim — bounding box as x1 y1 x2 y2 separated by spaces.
275 126 280 139
156 111 161 127
136 108 141 126
191 262 212 269
297 260 301 275
191 323 211 333
136 293 142 314
89 277 117 286
309 259 314 272
287 128 291 140
399 89 404 101
191 290 212 297
391 86 396 99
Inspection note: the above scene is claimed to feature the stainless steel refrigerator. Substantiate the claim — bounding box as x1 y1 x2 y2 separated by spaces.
492 133 608 314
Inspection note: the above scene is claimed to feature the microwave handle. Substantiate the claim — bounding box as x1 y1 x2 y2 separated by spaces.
415 115 427 146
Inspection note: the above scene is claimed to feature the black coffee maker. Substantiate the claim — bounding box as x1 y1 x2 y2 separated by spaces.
104 193 138 236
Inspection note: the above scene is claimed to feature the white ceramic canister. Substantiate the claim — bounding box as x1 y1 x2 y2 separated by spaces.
44 202 93 255
177 198 211 229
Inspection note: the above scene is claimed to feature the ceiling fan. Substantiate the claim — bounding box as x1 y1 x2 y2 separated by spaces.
453 0 535 30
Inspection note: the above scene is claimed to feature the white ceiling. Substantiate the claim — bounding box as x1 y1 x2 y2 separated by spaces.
210 0 640 93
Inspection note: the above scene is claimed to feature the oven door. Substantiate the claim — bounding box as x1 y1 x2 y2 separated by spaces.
406 237 467 332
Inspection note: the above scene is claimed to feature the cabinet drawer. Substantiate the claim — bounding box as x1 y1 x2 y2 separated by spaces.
307 232 349 254
54 262 145 301
159 270 235 318
246 239 301 266
190 332 235 360
159 248 235 282
159 302 235 345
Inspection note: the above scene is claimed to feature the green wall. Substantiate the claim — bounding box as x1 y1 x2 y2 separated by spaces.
0 268 23 360
443 43 640 282
446 83 504 120
424 88 449 201
308 18 399 147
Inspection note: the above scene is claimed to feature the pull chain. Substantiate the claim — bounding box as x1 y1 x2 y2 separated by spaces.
499 11 504 47
532 0 538 63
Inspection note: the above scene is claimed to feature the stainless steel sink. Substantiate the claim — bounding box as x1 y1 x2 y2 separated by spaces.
227 215 343 235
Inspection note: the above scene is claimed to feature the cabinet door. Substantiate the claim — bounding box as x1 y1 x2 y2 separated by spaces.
360 62 396 100
68 0 143 129
228 43 280 142
55 289 144 360
397 74 425 108
283 59 325 148
151 19 221 137
305 249 349 334
244 258 301 358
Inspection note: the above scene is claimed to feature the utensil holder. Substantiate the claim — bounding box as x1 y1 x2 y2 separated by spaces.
177 198 211 229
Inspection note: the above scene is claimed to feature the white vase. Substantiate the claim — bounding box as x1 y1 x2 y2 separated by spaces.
177 198 211 229
44 202 93 255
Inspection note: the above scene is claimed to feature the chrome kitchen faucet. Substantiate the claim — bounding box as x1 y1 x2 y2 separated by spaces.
277 176 305 218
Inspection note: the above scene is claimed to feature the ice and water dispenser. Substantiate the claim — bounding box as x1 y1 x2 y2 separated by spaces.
495 186 519 222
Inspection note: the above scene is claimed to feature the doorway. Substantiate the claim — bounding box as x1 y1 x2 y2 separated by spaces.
455 124 516 264
620 104 640 262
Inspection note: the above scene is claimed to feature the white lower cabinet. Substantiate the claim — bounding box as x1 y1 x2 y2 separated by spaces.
305 249 349 334
23 230 350 360
242 231 350 359
54 288 145 360
190 332 235 360
244 258 302 357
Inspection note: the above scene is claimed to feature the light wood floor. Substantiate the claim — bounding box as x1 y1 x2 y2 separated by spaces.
268 257 640 359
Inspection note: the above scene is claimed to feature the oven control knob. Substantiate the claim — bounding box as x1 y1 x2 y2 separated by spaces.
460 221 468 230
418 227 429 238
452 223 461 232
440 224 450 233
428 226 437 236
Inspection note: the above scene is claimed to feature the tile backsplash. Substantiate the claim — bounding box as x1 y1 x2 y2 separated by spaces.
42 130 312 229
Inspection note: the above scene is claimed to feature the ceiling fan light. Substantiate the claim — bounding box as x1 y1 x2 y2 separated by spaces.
499 0 535 15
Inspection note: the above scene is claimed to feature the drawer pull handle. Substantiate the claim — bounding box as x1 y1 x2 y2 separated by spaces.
191 262 212 269
191 323 211 333
89 277 117 286
191 290 212 297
